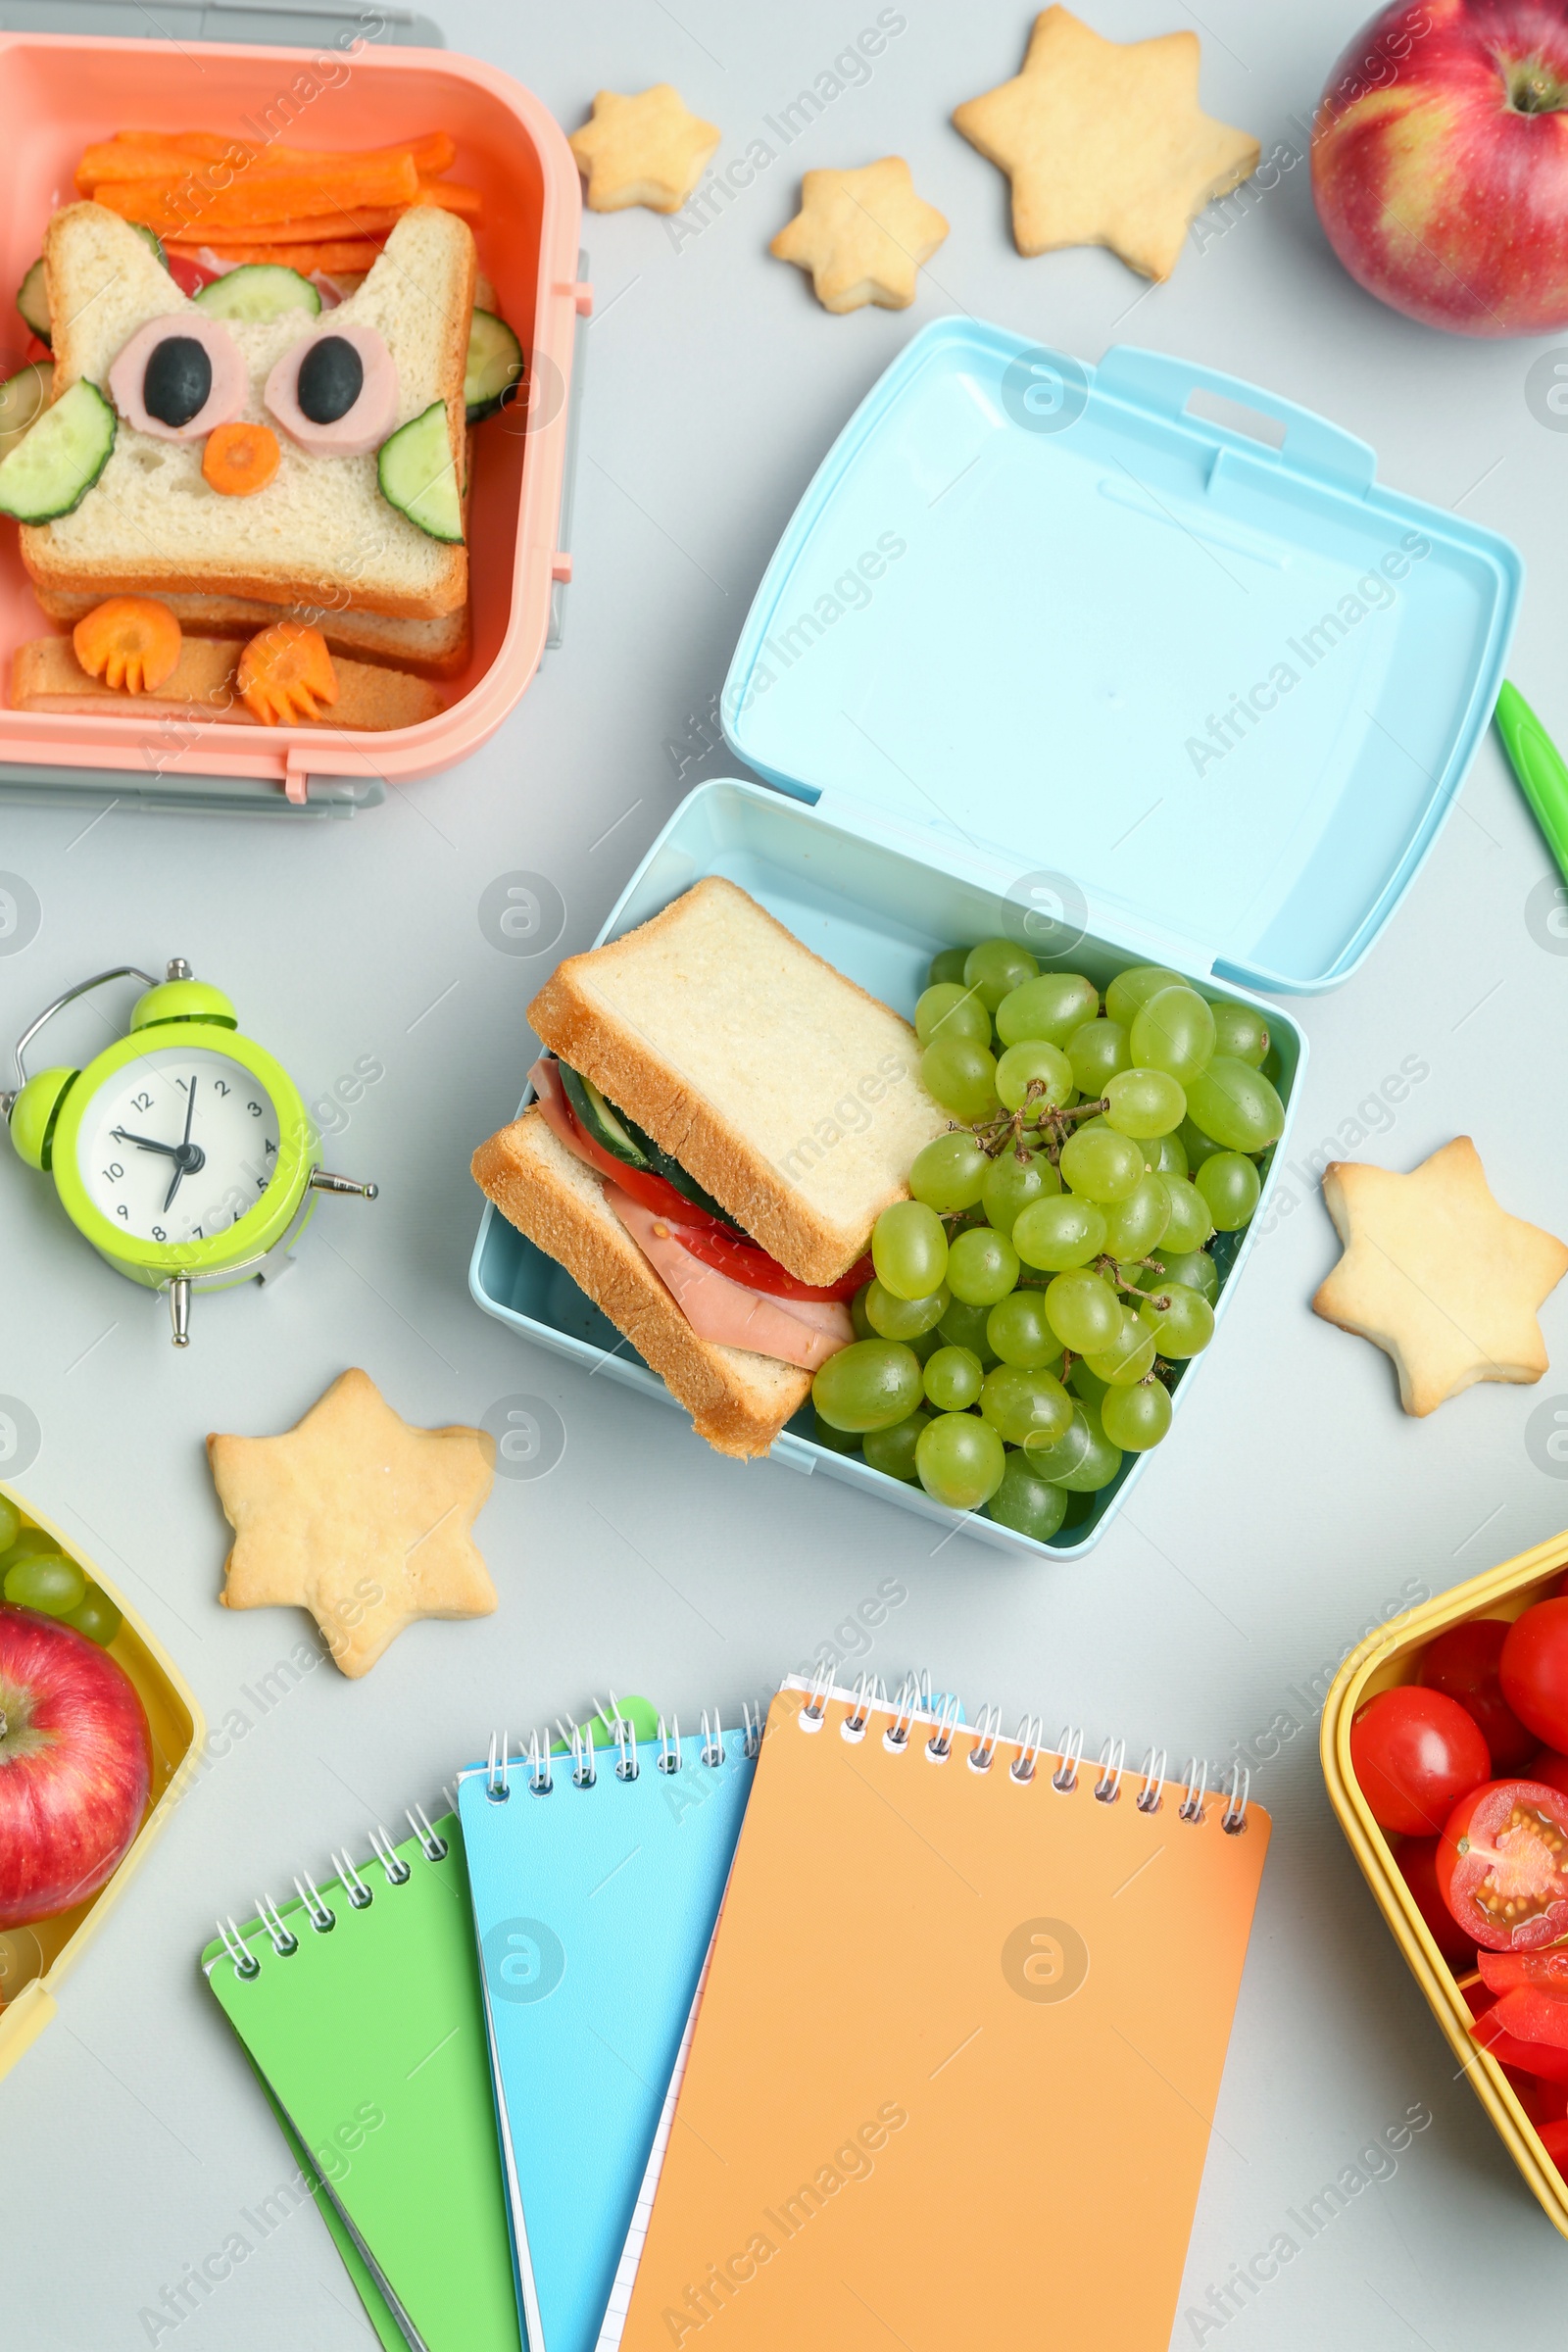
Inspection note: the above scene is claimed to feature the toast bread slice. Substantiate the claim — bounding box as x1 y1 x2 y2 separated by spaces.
23 204 473 619
525 878 949 1287
472 1107 811 1457
12 633 442 730
32 584 471 679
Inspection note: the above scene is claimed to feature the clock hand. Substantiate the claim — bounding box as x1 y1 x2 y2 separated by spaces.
164 1077 198 1213
111 1127 183 1159
181 1074 197 1149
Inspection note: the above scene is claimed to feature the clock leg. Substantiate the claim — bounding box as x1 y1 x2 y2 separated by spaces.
169 1276 192 1349
309 1169 379 1199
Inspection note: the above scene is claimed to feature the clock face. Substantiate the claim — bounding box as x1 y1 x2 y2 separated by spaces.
76 1043 283 1250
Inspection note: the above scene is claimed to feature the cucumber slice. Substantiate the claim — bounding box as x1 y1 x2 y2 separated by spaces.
465 309 523 423
558 1063 649 1168
129 222 169 270
376 400 463 543
0 377 115 523
194 263 320 322
17 258 49 347
0 361 54 463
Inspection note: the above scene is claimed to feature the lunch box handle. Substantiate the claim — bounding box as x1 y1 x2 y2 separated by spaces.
1094 346 1378 498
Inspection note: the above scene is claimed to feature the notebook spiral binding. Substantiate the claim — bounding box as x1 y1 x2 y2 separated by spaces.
800 1668 1250 1834
482 1698 763 1804
212 1803 450 1983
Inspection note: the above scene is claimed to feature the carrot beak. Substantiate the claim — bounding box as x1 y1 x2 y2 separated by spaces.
202 419 281 497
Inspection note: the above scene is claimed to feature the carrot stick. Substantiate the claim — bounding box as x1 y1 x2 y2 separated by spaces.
413 179 482 217
84 128 455 174
165 207 408 243
93 157 418 230
168 239 386 272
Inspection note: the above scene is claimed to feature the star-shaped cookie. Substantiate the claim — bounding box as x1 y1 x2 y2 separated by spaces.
953 6 1259 282
770 158 949 314
209 1369 497 1677
1313 1139 1568 1418
568 84 721 214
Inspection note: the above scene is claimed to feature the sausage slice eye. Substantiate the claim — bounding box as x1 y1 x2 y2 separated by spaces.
265 321 398 457
107 312 248 444
296 336 364 425
144 336 212 428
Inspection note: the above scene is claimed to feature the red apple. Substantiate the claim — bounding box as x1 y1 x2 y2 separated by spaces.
0 1605 151 1929
1312 0 1568 335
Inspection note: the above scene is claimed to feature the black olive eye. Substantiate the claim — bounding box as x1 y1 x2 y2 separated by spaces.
297 337 365 426
143 336 214 430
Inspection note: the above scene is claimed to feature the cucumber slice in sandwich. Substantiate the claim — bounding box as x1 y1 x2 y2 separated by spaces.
558 1063 650 1167
0 360 54 462
466 310 524 422
0 378 115 522
17 258 49 346
377 400 463 543
195 264 320 322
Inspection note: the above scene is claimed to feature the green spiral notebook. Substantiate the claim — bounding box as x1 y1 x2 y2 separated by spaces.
201 1808 521 2352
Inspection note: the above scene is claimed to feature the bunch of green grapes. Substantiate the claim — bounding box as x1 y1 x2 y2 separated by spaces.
811 937 1285 1544
0 1494 122 1644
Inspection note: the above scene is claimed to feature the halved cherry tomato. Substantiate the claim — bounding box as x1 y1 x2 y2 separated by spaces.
1501 1600 1568 1751
167 253 219 298
1420 1618 1536 1771
1530 1747 1568 1799
1479 1946 1568 1997
1396 1836 1476 1967
1349 1686 1491 1836
1440 1779 1568 1950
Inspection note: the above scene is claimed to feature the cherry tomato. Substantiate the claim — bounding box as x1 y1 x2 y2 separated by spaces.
1395 1836 1475 1967
1419 1618 1536 1771
1349 1686 1491 1835
166 254 219 298
1439 1778 1568 1950
1501 1600 1568 1751
1541 2116 1568 2172
1529 1747 1568 1799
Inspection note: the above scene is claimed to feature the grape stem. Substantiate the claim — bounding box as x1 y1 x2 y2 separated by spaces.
960 1089 1110 1166
1095 1252 1166 1302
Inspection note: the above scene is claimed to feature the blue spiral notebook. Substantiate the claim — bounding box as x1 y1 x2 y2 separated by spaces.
457 1711 758 2352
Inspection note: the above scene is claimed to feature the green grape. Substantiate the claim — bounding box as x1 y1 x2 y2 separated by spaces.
1196 1151 1260 1233
995 1039 1073 1115
916 1411 1007 1510
1149 1130 1188 1179
1137 1247 1218 1304
979 1364 1073 1447
981 1148 1057 1238
64 1584 123 1645
1102 1379 1173 1451
994 971 1099 1049
1020 1407 1090 1479
924 1344 984 1410
963 937 1039 1011
908 1324 944 1364
915 982 991 1048
1012 1194 1105 1271
4 1552 87 1617
850 1281 875 1341
1177 1114 1225 1167
1129 986 1216 1085
811 1341 924 1432
1067 1357 1109 1407
908 1130 988 1213
947 1225 1020 1305
1160 1175 1213 1252
865 1278 949 1340
1084 1304 1156 1387
812 1408 862 1455
1059 1124 1144 1203
1048 1400 1123 1493
986 1454 1068 1542
921 1036 1000 1123
1140 1281 1216 1358
0 1527 57 1572
927 946 970 986
863 1408 929 1483
986 1289 1062 1370
1185 1056 1286 1153
937 1297 999 1366
1101 1173 1169 1260
1104 964 1181 1027
1210 1000 1269 1067
1066 1017 1130 1096
1103 1066 1186 1140
0 1498 18 1553
871 1200 949 1300
1044 1268 1121 1352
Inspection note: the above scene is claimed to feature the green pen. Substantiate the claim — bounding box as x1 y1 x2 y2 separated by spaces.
1495 679 1568 884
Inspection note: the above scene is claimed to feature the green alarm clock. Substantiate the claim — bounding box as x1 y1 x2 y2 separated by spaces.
1 959 375 1348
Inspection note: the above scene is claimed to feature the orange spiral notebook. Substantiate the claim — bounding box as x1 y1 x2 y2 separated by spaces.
610 1674 1270 2351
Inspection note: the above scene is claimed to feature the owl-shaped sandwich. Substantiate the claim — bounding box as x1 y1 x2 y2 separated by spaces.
7 202 474 667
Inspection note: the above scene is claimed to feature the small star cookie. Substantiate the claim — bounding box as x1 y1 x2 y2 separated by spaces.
568 85 721 214
953 6 1259 282
1312 1139 1568 1418
770 158 949 314
209 1368 497 1677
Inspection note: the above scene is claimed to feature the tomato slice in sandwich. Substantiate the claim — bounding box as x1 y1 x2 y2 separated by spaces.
1439 1779 1568 1950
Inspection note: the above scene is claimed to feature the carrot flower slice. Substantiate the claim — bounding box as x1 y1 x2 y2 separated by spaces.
72 596 182 694
237 621 339 725
202 419 280 497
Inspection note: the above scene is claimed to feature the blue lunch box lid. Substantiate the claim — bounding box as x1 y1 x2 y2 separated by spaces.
720 319 1521 996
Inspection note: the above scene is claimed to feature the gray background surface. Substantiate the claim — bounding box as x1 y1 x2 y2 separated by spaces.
5 0 1568 2343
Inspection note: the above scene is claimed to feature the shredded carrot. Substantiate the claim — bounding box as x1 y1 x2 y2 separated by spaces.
237 622 338 726
169 238 385 273
73 597 182 695
202 420 280 498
